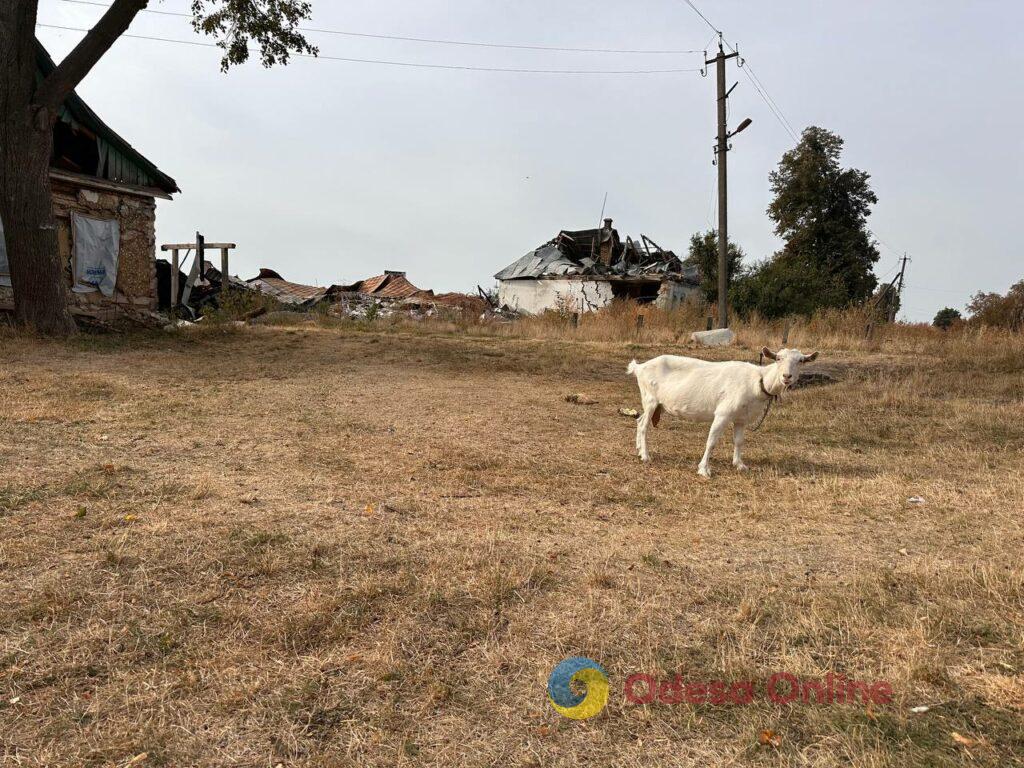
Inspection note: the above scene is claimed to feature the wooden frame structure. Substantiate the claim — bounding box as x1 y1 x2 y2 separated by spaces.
160 233 236 308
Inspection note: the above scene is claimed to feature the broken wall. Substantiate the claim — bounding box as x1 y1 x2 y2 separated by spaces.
497 278 615 314
656 281 701 311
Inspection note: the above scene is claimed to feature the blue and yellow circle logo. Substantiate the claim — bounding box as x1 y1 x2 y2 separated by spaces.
547 657 609 720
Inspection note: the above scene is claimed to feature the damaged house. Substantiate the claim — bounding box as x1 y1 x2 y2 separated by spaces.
494 219 700 314
0 41 179 316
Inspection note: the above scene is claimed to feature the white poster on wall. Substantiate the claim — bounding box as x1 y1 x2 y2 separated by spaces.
0 215 10 288
72 213 119 297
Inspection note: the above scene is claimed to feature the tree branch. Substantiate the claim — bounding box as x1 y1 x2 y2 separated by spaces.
34 0 148 114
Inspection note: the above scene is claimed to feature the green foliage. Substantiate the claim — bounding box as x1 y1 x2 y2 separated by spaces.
967 281 1024 330
736 127 881 319
932 307 962 329
684 230 745 305
732 257 848 320
189 0 318 71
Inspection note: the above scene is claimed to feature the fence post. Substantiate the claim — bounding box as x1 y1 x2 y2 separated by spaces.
782 320 791 345
706 316 714 331
571 312 579 329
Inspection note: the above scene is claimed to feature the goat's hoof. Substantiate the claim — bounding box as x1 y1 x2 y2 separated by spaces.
734 463 749 473
697 466 712 479
639 455 651 463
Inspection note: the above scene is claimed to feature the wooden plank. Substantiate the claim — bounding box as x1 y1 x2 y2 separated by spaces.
48 169 172 200
161 242 236 251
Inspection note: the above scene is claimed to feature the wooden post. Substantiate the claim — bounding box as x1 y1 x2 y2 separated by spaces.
571 312 579 328
195 232 205 285
782 320 791 345
865 322 874 339
170 249 180 308
220 247 230 293
706 316 714 331
636 315 645 333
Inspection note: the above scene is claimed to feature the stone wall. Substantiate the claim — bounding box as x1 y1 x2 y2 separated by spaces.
50 177 158 310
1 180 158 312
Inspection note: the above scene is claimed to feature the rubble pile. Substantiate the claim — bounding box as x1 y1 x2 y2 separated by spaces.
154 260 516 325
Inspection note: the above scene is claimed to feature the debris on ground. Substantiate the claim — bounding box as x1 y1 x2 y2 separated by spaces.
565 393 598 405
691 328 735 347
618 407 640 418
907 496 926 505
163 319 196 331
758 730 782 748
150 262 521 329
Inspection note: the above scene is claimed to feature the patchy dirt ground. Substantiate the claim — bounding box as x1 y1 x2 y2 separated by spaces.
1 325 1022 767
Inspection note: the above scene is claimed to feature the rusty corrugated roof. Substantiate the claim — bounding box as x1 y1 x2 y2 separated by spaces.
246 269 329 304
347 271 432 300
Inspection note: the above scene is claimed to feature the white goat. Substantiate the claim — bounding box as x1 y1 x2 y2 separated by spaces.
627 347 819 476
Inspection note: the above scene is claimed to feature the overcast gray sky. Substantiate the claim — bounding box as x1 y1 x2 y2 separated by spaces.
36 0 1024 321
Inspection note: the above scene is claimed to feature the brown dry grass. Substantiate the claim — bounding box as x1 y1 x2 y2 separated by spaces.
1 319 1023 767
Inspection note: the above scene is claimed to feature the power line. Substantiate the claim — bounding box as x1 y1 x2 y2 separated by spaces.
679 0 720 35
36 23 702 74
739 63 798 141
55 0 703 55
675 0 800 143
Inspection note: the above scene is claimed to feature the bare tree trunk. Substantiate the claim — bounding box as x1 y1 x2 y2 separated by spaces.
0 0 76 334
0 118 75 334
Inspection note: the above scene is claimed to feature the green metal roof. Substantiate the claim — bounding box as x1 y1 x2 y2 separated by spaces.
37 40 179 195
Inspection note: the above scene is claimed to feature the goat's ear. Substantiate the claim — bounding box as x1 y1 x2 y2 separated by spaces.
802 351 819 362
761 346 778 360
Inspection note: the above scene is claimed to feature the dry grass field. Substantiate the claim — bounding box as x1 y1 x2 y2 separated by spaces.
1 318 1023 767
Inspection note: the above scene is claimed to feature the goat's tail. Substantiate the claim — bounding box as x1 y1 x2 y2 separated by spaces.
626 359 639 376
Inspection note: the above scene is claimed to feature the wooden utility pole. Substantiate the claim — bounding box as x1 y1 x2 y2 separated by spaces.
889 254 910 323
707 42 740 328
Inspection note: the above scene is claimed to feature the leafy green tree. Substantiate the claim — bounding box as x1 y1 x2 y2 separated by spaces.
932 307 962 329
762 126 880 314
1 0 316 334
684 230 745 306
732 257 847 320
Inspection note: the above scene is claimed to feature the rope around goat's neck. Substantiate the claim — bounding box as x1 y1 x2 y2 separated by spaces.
750 377 778 432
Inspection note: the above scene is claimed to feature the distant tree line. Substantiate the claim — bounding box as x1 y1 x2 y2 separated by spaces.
686 125 1018 332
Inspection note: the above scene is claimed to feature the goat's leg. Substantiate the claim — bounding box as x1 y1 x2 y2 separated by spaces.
697 414 729 478
732 424 748 472
636 404 655 462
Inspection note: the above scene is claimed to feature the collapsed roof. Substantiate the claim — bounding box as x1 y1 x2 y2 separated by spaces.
247 268 330 305
495 220 699 284
337 270 432 300
244 269 434 306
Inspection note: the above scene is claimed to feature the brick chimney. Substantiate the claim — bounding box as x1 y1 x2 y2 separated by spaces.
599 218 615 264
